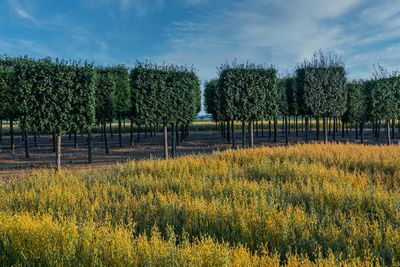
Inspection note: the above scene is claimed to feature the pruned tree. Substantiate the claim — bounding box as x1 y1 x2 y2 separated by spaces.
95 67 115 154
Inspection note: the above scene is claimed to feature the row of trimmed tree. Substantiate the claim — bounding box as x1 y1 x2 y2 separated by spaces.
205 51 400 147
0 56 201 170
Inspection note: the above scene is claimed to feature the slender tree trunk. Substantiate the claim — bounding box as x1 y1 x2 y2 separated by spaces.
301 117 304 132
222 122 226 139
55 134 61 171
255 121 259 137
34 133 38 147
284 115 288 145
377 120 381 141
346 122 349 135
24 130 29 158
163 126 168 159
181 124 185 142
118 114 122 148
341 120 345 139
360 122 365 144
295 116 299 137
130 120 134 147
175 124 179 146
137 125 141 143
316 117 320 140
333 118 336 140
74 133 78 148
123 119 126 134
323 117 328 144
392 118 395 140
104 123 109 155
355 122 359 140
281 115 284 133
261 120 264 137
10 119 14 152
171 124 176 158
88 132 93 164
274 116 277 142
227 120 231 144
249 121 254 148
387 120 391 145
145 125 148 140
305 116 309 143
0 119 2 144
328 118 332 136
231 120 236 148
52 132 56 153
268 120 271 141
241 121 246 148
109 122 113 139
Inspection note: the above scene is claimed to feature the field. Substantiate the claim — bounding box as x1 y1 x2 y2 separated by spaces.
0 120 397 176
1 143 399 265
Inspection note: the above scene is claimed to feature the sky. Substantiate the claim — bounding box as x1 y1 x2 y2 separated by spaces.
1 0 400 82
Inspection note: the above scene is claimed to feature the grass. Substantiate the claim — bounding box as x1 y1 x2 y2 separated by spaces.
0 143 399 266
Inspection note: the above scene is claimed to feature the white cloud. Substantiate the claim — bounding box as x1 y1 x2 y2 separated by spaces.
9 0 37 23
153 0 400 80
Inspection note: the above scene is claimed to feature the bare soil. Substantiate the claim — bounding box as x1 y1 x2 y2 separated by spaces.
0 125 397 178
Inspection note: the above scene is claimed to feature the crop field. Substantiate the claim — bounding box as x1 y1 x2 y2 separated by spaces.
1 143 399 266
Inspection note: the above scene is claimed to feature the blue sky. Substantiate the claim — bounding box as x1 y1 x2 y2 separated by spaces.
1 0 400 81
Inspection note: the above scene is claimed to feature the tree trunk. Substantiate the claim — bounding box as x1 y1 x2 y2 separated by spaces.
52 132 56 153
88 132 93 164
273 116 277 142
255 121 259 137
305 116 309 143
295 116 299 138
145 125 148 140
55 134 61 171
316 117 320 140
323 117 328 144
241 121 246 148
284 115 288 145
392 118 395 140
355 122 358 140
268 120 271 141
261 120 264 137
387 120 391 145
24 130 29 158
332 118 336 140
163 126 168 159
181 124 185 142
118 115 122 148
34 133 38 147
130 120 134 147
226 120 231 144
109 122 113 139
341 120 345 139
360 122 365 144
137 125 141 143
281 115 284 133
377 120 381 142
104 123 109 155
123 119 126 134
176 124 180 146
249 121 254 148
74 133 78 148
231 120 236 148
10 119 15 152
328 118 332 136
171 124 176 158
0 119 2 144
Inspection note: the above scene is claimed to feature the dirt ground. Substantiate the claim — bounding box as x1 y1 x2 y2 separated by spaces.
0 125 398 177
